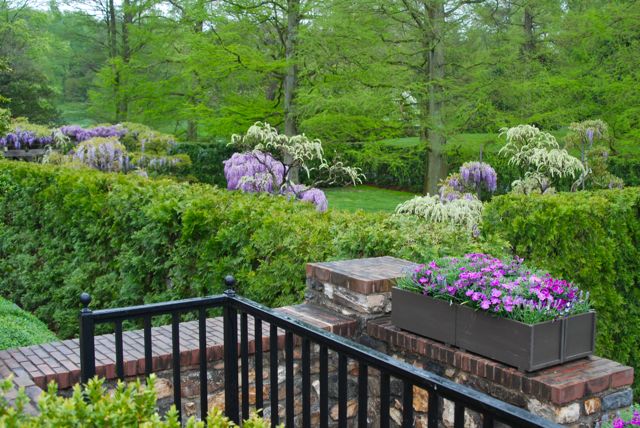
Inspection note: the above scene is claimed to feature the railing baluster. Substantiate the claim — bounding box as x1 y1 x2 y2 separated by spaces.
483 413 495 428
301 337 311 428
115 319 124 381
171 312 182 420
143 315 152 376
338 353 348 428
79 293 95 384
285 331 294 427
241 312 250 421
254 318 263 413
269 323 279 427
402 381 413 428
199 307 208 421
357 363 368 428
224 303 239 424
76 291 561 428
319 345 328 428
428 388 439 428
380 373 390 428
454 402 465 428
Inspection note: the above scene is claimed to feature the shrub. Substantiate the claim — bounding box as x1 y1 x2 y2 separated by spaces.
72 137 130 172
0 108 11 136
483 188 640 392
169 140 234 186
119 122 176 154
0 160 505 338
129 153 192 176
0 375 274 427
395 195 483 232
0 298 56 350
326 142 427 192
610 155 640 187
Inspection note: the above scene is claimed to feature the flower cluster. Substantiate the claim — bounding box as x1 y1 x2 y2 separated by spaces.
0 129 54 149
459 162 498 192
398 253 590 324
284 184 329 212
224 151 328 211
609 407 640 427
72 138 130 172
224 151 285 193
60 125 127 143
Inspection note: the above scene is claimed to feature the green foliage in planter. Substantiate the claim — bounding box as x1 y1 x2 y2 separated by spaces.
0 160 505 338
168 140 234 186
0 375 275 427
483 188 640 391
0 297 56 350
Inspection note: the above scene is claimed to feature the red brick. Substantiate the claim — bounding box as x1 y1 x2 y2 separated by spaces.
610 367 634 388
550 381 585 404
585 373 611 394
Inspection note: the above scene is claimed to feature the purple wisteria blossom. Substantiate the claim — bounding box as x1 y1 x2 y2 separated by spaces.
72 138 130 172
399 253 590 324
459 162 498 193
224 151 328 212
60 125 127 142
223 151 285 193
0 129 54 149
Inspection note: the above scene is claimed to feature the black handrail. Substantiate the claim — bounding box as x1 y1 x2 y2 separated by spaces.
79 277 561 428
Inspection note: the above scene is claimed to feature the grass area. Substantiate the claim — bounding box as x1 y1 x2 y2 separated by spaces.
324 185 416 212
0 297 57 350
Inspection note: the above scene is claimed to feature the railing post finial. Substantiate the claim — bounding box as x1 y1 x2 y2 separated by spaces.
80 292 92 313
224 275 236 297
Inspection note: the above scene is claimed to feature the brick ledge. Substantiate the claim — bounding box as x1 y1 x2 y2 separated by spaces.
367 317 633 405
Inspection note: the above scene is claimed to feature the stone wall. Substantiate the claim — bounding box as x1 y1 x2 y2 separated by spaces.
306 256 635 427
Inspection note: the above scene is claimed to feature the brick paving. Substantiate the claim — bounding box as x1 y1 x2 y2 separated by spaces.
0 304 356 401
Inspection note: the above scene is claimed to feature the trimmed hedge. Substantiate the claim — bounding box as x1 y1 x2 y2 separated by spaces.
0 160 501 338
483 188 640 391
169 140 234 186
326 142 521 194
0 297 57 350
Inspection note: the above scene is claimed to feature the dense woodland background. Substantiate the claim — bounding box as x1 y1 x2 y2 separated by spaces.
1 0 639 192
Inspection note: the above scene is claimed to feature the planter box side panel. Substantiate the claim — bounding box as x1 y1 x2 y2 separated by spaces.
391 289 456 345
564 311 596 360
455 306 534 371
530 321 563 370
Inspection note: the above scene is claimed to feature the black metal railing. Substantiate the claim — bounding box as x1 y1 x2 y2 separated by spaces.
79 276 561 428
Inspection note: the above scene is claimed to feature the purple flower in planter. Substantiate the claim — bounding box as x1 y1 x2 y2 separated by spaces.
399 253 591 324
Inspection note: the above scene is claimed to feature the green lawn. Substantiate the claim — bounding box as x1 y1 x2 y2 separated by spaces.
324 185 416 212
0 297 57 350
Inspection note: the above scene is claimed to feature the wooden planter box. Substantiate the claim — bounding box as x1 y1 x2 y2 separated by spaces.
391 287 596 372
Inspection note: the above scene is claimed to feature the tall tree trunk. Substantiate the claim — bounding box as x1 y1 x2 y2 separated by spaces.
521 3 535 119
423 0 447 195
107 0 121 122
284 0 300 137
186 7 204 142
284 0 300 182
522 5 535 55
120 0 132 121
